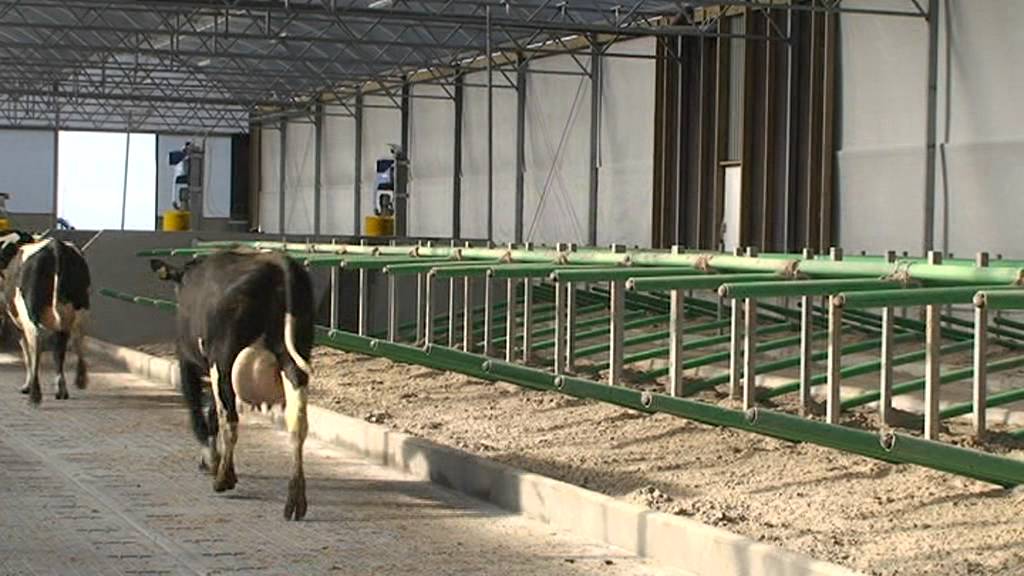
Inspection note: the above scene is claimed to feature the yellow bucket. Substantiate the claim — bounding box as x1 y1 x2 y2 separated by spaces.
0 218 10 232
364 215 394 237
162 210 191 232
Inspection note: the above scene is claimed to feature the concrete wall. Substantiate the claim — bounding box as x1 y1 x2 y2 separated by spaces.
838 0 1024 258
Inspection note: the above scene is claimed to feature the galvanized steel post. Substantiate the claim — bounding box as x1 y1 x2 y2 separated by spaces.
799 247 815 414
521 242 534 362
608 244 627 386
729 247 745 399
463 242 475 351
425 271 436 345
826 246 844 423
925 250 943 440
743 246 758 410
880 250 897 424
974 251 989 439
357 239 368 335
506 276 518 362
669 245 685 397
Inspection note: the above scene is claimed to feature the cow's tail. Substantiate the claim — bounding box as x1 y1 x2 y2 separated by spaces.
280 256 313 380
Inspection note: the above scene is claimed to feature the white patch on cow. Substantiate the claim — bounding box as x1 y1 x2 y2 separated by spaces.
230 340 284 408
19 238 52 263
0 232 22 248
209 364 224 414
51 270 61 327
12 287 38 380
197 337 205 357
284 313 311 375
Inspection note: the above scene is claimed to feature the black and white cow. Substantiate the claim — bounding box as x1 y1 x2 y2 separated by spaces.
0 233 91 404
150 249 314 520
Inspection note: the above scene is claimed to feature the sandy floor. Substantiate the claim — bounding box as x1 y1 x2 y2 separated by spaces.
136 340 1024 576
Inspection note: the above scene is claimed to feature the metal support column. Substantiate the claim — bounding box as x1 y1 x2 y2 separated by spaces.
514 55 527 243
668 276 685 397
486 6 494 242
425 272 436 346
799 247 815 414
387 273 398 342
463 275 474 351
742 246 758 407
313 102 323 235
565 281 578 371
329 267 339 330
358 239 368 335
924 250 942 439
353 92 363 235
743 298 758 410
923 0 939 253
278 119 287 234
448 241 458 347
453 70 464 239
506 277 518 362
826 297 843 424
880 250 897 424
416 272 425 344
483 272 495 357
608 244 626 386
973 251 989 438
588 36 602 246
522 278 533 362
554 280 567 374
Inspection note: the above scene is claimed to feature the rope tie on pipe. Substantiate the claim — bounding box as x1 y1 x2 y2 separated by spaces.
1016 269 1024 286
556 252 571 265
694 254 714 273
781 259 803 279
499 250 514 263
882 265 917 288
408 245 420 257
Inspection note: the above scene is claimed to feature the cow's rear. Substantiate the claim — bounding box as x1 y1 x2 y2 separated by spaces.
2 236 90 404
152 250 313 520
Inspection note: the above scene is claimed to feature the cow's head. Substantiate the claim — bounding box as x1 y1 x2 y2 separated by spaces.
149 259 186 284
0 230 35 270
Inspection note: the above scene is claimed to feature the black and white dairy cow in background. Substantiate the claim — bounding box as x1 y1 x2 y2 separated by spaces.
150 249 314 520
0 232 91 404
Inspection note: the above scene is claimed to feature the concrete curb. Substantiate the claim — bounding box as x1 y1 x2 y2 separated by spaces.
86 337 863 576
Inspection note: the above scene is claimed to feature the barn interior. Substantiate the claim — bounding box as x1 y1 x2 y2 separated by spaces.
4 1 1024 574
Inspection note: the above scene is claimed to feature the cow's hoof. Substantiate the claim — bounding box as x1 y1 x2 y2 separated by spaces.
284 477 307 521
213 467 237 492
55 389 69 400
28 388 41 405
199 447 220 475
19 384 28 395
74 372 88 390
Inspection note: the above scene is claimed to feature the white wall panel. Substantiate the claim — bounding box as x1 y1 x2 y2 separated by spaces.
322 106 356 235
524 55 591 245
462 70 517 242
284 121 316 234
259 126 280 233
360 96 402 226
409 85 454 237
598 37 655 248
0 129 54 214
837 1 927 254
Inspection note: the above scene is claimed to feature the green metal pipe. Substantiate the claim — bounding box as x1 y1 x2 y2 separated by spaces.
595 322 792 369
196 241 1024 289
836 285 1019 310
760 339 975 400
719 278 900 300
976 290 1024 310
551 266 706 283
532 314 668 351
685 332 922 393
994 315 1024 332
746 408 1024 487
383 260 501 275
495 309 647 346
628 273 780 292
574 318 735 360
640 329 814 382
841 355 1024 410
940 387 1024 420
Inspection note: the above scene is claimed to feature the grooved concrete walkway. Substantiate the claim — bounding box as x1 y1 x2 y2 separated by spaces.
0 354 680 576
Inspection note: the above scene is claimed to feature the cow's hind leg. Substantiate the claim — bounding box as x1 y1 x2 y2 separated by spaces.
181 360 219 474
209 364 238 492
71 312 87 389
16 335 29 395
52 331 69 400
23 330 41 405
282 362 308 521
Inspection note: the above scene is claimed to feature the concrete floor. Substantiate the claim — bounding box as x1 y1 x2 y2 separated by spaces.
0 354 679 576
